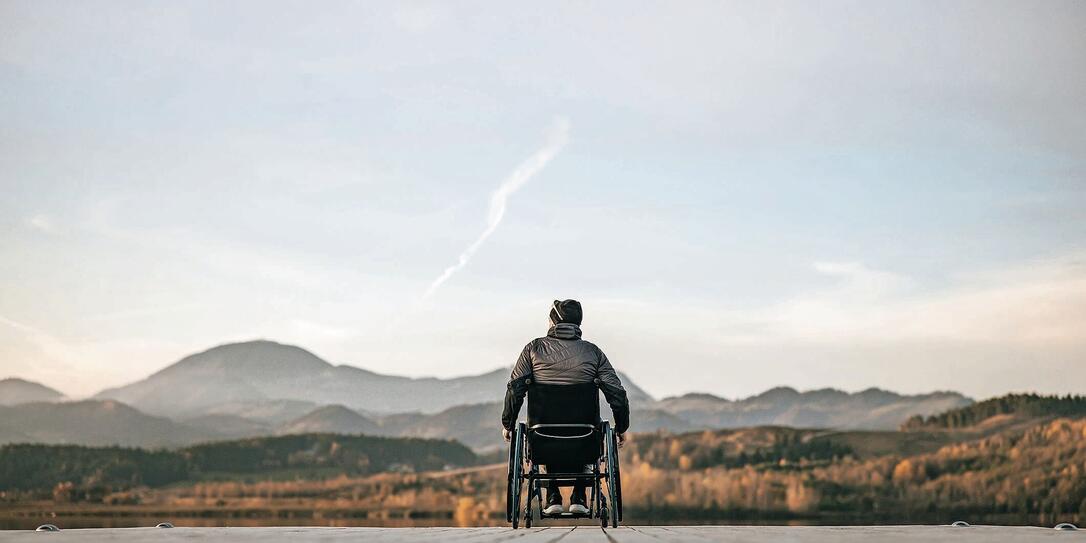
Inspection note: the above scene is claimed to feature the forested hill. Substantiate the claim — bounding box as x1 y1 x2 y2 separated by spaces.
901 393 1086 430
0 433 478 494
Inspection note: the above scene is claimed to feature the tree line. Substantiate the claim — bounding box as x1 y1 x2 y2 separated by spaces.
0 433 477 497
902 393 1086 430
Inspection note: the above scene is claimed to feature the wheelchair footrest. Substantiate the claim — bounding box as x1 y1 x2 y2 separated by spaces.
539 512 592 519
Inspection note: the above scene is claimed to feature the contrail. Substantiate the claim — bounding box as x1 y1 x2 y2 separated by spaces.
422 118 570 300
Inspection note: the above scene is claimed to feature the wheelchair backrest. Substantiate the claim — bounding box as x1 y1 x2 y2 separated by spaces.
526 382 602 465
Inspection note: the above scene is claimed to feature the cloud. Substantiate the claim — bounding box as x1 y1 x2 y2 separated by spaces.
756 255 1086 344
392 5 443 34
422 118 571 300
590 254 1086 347
27 214 55 233
0 315 78 376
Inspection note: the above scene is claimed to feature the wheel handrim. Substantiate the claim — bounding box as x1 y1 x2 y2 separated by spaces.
612 425 621 523
510 425 524 528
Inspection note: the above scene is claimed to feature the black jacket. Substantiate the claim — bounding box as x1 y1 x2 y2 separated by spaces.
501 323 630 433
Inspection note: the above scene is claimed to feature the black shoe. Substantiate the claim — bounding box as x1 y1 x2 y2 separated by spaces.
569 492 588 515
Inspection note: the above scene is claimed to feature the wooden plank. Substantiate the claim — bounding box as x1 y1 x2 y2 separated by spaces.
442 527 573 543
646 525 1075 543
0 525 1076 542
560 526 661 543
626 526 716 542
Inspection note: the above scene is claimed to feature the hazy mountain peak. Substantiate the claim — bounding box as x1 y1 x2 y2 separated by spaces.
302 404 365 419
0 377 65 406
807 388 850 399
0 399 213 447
921 390 970 399
158 339 332 377
753 386 801 400
279 404 380 436
855 387 898 400
669 392 729 402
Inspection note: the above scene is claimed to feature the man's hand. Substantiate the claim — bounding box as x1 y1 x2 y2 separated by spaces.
617 433 626 448
503 428 512 442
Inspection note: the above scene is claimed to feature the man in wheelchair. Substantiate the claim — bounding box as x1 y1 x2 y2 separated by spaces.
501 299 630 522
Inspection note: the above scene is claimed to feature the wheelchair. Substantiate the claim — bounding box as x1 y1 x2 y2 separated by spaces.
506 381 623 529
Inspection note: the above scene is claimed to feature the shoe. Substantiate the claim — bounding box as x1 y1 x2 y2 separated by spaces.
543 503 564 515
543 492 563 515
569 493 589 515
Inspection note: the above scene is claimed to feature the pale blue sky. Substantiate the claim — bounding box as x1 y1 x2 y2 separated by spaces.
2 1 1084 399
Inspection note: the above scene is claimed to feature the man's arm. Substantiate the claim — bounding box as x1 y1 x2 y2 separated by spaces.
596 349 630 434
501 343 533 431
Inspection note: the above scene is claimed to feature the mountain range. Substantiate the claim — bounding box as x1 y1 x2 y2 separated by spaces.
654 386 970 430
94 340 653 417
0 400 214 447
1 340 973 450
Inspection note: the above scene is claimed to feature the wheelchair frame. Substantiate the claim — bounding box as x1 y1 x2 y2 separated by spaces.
506 419 623 529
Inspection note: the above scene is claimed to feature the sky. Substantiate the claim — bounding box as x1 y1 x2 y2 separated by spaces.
1 1 1084 400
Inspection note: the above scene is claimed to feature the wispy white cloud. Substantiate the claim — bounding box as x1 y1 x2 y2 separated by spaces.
0 316 74 366
422 118 571 300
392 5 443 34
589 254 1086 347
27 214 55 233
769 256 1086 343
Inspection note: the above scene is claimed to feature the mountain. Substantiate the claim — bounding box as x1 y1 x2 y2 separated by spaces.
95 340 654 418
0 400 214 447
0 378 65 405
655 387 972 430
200 399 321 425
278 405 382 436
397 402 503 450
180 414 273 440
629 408 695 434
373 412 427 436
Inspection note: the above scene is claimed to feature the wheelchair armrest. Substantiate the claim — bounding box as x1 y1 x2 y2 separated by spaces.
529 423 596 440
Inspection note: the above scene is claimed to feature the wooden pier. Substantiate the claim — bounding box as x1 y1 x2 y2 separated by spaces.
1 525 1081 542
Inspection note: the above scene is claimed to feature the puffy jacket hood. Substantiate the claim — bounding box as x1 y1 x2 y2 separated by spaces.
548 322 582 339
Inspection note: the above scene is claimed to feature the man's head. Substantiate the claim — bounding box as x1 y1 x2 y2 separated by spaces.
549 299 583 327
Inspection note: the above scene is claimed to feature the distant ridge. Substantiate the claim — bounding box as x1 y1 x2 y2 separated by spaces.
655 386 972 430
94 339 654 417
278 405 382 436
0 400 213 447
0 378 65 406
181 414 272 439
0 339 983 451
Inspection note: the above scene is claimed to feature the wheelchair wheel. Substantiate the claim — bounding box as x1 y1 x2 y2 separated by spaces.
605 422 620 528
509 423 526 529
506 430 516 523
611 427 623 522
